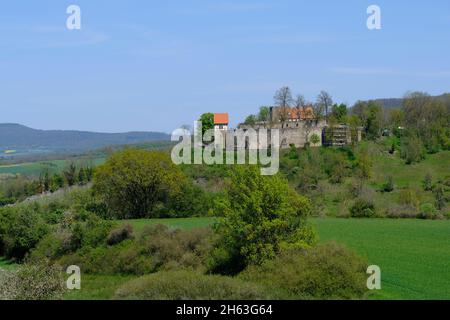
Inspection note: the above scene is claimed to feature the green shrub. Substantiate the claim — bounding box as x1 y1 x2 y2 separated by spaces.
69 210 113 250
350 198 376 218
114 270 267 300
381 176 394 193
57 240 154 275
398 189 421 208
419 203 438 220
433 185 446 210
400 135 425 164
0 261 64 300
28 232 72 262
385 204 419 219
93 149 186 219
54 225 215 276
139 225 214 272
211 166 315 275
107 224 133 246
0 205 49 259
239 242 368 299
423 173 433 191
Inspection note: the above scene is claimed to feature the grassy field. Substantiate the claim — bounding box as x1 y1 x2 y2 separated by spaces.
0 157 105 176
0 257 18 271
371 150 450 189
3 217 448 299
64 275 137 300
312 218 450 300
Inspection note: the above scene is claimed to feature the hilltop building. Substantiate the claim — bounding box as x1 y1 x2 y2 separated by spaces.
238 106 326 148
213 113 229 130
210 108 361 150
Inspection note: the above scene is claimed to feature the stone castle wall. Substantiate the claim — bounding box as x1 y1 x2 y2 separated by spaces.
234 120 327 149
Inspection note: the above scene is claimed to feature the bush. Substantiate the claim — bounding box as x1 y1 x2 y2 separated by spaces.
433 185 446 210
139 225 214 272
114 270 267 300
0 205 49 259
58 240 155 275
28 232 72 262
400 135 425 164
0 261 64 300
423 173 433 191
385 204 419 219
398 188 421 208
381 176 394 193
419 203 438 220
93 149 186 219
107 224 133 246
323 152 348 184
55 224 215 276
350 198 376 218
239 242 368 299
211 166 315 275
29 210 113 262
67 212 112 252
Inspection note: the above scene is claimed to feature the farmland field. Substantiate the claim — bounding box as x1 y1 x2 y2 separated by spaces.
0 157 105 176
312 218 450 300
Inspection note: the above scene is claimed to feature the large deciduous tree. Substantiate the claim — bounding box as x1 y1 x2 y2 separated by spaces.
274 86 293 122
199 113 214 137
316 91 333 120
93 149 185 219
211 166 316 275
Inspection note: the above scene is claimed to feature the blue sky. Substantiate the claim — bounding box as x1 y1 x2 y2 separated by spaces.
1 0 449 133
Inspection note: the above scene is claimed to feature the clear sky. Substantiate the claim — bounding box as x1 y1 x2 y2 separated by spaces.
1 0 449 133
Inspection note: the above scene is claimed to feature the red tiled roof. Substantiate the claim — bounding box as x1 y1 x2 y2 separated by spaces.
281 106 315 120
214 113 229 124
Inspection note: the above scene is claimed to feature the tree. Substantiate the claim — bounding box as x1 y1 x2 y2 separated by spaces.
50 173 65 192
312 103 325 121
244 114 257 125
310 133 320 146
274 86 293 122
78 167 87 185
199 113 214 137
382 176 394 192
402 92 450 153
355 148 372 181
316 91 333 120
93 149 185 219
331 103 348 122
211 166 315 274
39 170 51 193
365 102 382 140
274 86 293 108
257 106 270 122
63 163 77 186
295 95 306 109
433 185 445 210
423 173 433 191
400 135 425 164
352 101 368 125
389 109 404 131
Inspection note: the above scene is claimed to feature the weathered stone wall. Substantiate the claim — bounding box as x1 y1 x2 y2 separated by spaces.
236 120 327 149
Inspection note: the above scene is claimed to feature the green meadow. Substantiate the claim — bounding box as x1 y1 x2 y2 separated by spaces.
0 158 105 176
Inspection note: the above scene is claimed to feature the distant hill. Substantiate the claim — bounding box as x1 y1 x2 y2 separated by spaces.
364 93 450 109
0 124 170 154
